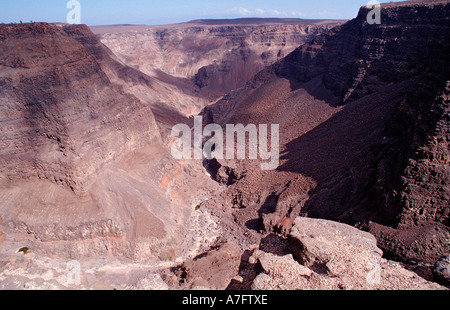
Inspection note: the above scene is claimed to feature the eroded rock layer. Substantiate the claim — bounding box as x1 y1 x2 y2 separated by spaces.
0 1 449 290
200 1 450 262
0 23 221 261
93 19 344 102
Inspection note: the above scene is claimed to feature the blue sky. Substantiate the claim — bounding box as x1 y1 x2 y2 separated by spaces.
0 0 404 26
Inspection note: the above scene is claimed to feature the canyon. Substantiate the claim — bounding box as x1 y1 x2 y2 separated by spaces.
93 19 342 102
0 1 449 290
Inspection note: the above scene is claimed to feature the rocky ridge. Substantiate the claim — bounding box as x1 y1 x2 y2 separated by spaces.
249 218 444 290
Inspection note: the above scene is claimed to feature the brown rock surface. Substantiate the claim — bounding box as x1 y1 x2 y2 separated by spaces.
0 23 222 261
200 0 450 263
164 239 242 290
251 217 446 290
0 1 449 291
93 19 344 103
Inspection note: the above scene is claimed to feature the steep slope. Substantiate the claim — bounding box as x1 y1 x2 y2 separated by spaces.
0 23 221 260
0 23 160 193
62 24 200 134
0 7 448 288
93 19 344 104
200 1 450 262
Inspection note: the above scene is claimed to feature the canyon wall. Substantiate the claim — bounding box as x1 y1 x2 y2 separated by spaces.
0 23 160 193
200 1 450 262
94 19 344 103
0 23 221 260
0 2 448 289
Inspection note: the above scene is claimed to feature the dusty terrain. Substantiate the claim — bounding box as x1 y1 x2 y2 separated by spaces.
0 1 449 290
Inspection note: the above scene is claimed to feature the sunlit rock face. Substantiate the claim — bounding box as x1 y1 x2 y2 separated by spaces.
0 23 220 260
94 19 344 100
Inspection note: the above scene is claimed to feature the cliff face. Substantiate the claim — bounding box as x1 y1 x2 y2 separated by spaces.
94 19 344 101
0 23 221 260
201 1 450 262
274 1 450 103
0 23 160 193
0 4 449 289
277 1 450 232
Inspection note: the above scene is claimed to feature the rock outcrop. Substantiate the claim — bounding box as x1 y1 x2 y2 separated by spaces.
250 217 446 290
288 217 383 270
251 252 313 290
200 0 450 263
163 239 242 290
434 255 450 285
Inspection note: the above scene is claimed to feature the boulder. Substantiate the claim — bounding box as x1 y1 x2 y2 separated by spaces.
252 252 312 290
248 217 448 290
288 217 383 269
171 240 242 290
433 256 450 285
